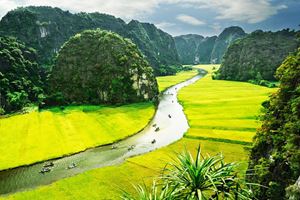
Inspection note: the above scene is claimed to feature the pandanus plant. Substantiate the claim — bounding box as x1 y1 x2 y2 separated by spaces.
121 146 253 200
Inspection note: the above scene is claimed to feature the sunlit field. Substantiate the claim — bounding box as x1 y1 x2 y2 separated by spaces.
0 103 154 170
1 66 269 200
4 138 249 200
0 69 200 172
157 69 199 92
179 65 277 144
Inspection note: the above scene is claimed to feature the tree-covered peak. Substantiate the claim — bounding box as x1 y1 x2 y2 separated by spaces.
49 29 158 105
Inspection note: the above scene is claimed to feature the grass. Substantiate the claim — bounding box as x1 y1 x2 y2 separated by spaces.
157 70 199 92
4 138 249 200
1 67 275 199
179 65 277 143
0 103 155 170
0 69 200 171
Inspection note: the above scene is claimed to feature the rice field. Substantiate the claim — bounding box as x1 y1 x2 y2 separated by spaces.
4 138 249 200
0 103 154 170
179 65 277 144
1 67 276 199
157 70 198 92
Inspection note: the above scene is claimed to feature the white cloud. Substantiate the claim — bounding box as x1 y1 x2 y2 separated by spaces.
171 0 287 24
0 0 287 24
176 14 205 26
208 0 287 23
210 22 222 32
155 21 175 30
0 0 19 19
0 0 161 20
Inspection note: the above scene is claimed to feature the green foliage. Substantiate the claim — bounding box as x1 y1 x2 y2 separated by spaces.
122 182 178 200
49 29 158 106
286 181 300 200
0 6 180 76
0 36 43 113
217 29 299 82
248 48 300 199
123 146 253 200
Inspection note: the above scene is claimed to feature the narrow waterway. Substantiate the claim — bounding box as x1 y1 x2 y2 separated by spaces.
0 70 206 195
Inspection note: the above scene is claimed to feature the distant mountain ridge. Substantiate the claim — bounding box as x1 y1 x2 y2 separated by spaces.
174 26 246 64
216 29 299 82
0 6 181 75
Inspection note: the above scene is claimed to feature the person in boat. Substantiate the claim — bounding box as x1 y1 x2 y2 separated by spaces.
43 161 54 167
152 123 157 127
168 114 171 118
155 127 160 132
151 139 156 144
68 162 77 169
128 145 135 151
40 167 51 173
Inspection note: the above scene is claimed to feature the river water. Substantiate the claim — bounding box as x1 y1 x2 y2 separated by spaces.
0 70 206 195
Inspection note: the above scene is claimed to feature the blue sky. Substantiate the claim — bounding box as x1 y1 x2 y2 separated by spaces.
0 0 299 36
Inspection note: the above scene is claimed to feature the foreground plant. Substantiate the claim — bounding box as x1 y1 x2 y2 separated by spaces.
121 146 253 200
121 182 179 200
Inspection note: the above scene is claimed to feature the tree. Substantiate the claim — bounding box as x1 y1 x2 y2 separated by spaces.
248 48 300 199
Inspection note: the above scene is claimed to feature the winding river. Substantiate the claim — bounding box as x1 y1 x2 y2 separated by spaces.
0 70 206 196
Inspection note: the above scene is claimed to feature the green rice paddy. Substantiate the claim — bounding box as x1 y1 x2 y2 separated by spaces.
1 67 276 199
179 65 276 144
157 70 199 92
0 103 154 170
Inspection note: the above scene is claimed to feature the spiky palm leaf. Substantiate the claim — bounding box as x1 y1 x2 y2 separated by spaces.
162 146 253 199
121 182 179 200
121 146 253 200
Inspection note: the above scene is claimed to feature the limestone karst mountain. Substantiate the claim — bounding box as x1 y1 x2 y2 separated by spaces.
50 29 158 105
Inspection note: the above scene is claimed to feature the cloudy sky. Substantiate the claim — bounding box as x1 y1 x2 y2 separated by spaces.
0 0 299 36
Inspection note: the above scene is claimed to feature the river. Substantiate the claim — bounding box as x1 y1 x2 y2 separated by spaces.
0 70 206 195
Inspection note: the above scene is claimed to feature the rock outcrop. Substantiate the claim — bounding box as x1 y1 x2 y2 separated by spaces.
174 26 245 65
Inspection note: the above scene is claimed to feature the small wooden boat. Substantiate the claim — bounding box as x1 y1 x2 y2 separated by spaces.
68 162 77 169
40 167 51 173
155 127 160 132
128 145 135 151
151 139 156 144
43 162 54 168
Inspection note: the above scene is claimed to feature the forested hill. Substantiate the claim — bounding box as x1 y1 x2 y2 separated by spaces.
215 29 299 82
0 6 180 76
174 26 245 64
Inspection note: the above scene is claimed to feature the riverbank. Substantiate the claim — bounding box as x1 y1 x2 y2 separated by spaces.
1 66 275 199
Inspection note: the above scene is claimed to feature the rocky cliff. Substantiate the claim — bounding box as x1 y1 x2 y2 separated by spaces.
174 26 245 64
210 26 246 63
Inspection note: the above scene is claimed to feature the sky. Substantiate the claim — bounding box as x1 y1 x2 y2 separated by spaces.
0 0 299 36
